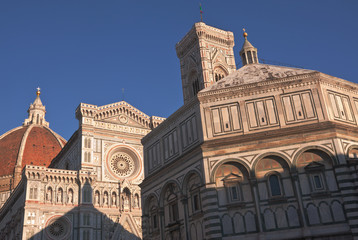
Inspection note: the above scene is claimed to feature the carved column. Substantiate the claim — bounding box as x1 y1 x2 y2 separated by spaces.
181 195 190 240
249 178 263 232
159 207 165 240
291 171 308 228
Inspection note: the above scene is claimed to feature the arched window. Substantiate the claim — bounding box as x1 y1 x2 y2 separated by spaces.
215 164 247 203
268 174 282 197
186 173 201 214
297 150 332 193
348 148 358 159
256 156 290 199
164 184 180 223
146 196 159 233
214 67 227 82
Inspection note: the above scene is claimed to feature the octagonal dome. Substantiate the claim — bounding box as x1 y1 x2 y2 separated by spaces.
0 125 65 177
0 89 66 192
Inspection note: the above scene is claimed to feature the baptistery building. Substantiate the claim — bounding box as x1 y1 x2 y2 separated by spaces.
140 22 358 240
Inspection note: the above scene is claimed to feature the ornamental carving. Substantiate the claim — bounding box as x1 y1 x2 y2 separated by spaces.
105 147 141 180
46 216 71 240
110 152 134 177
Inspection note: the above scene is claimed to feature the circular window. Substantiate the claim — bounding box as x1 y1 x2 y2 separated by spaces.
46 216 71 240
106 146 141 180
110 152 135 177
49 221 64 236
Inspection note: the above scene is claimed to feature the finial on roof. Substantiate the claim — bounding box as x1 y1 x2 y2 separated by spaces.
239 28 259 66
243 28 248 38
199 3 203 22
23 87 49 127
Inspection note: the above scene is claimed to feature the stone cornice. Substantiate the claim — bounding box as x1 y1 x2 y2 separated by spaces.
319 73 358 95
198 72 320 103
198 72 358 104
92 120 151 136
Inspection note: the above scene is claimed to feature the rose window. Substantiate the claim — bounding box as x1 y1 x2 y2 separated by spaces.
46 217 70 239
49 221 64 236
110 152 135 177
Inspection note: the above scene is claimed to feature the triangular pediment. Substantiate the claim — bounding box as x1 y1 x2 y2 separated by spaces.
304 161 324 171
95 101 151 129
222 173 242 182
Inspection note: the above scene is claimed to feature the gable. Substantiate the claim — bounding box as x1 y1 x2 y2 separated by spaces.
94 101 151 129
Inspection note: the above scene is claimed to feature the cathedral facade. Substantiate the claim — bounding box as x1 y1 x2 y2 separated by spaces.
0 89 164 239
140 22 358 240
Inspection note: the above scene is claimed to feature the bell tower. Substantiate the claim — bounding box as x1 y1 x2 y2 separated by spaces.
176 22 236 104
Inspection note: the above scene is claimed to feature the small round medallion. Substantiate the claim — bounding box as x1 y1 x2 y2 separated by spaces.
119 115 128 124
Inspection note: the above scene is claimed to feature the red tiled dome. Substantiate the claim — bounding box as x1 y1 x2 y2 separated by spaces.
0 125 66 177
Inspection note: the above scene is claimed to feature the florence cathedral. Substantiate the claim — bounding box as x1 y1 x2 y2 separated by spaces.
1 21 358 240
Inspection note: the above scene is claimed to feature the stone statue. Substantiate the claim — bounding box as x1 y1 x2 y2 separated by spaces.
57 189 63 203
104 193 108 205
95 192 99 205
46 188 52 202
112 194 116 206
68 190 73 204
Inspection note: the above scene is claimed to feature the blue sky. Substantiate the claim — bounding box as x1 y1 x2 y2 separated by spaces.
0 0 357 140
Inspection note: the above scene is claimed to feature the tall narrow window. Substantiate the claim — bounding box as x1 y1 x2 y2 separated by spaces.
192 79 200 96
313 174 323 190
170 202 179 221
193 194 200 212
242 53 247 65
269 174 282 196
29 187 37 199
247 51 253 64
230 186 239 200
152 213 158 230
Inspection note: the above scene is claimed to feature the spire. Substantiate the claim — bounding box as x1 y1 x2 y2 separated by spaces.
239 28 259 66
23 87 49 127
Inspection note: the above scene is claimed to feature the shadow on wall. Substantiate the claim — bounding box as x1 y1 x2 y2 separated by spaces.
142 149 355 240
29 180 141 240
